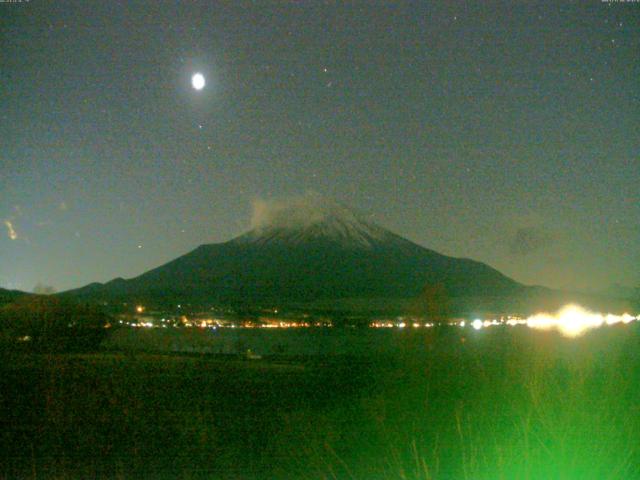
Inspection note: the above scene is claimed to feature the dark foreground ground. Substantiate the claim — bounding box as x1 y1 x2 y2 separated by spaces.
1 325 640 479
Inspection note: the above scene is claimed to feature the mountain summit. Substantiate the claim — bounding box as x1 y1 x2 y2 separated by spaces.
237 197 398 249
63 196 525 311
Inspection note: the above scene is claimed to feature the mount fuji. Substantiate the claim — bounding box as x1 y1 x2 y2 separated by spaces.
63 197 530 313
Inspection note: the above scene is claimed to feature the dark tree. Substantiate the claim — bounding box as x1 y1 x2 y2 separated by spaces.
410 282 450 324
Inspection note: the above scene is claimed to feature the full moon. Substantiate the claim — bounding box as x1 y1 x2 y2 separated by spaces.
191 73 205 90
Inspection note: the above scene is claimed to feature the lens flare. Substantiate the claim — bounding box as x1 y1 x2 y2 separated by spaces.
464 305 638 337
525 304 636 337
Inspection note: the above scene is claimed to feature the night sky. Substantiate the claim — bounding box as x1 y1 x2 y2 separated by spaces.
1 1 638 293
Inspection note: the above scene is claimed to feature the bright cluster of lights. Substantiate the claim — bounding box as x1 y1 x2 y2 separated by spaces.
370 321 435 328
468 304 638 337
523 304 637 337
131 321 154 328
369 305 638 338
123 310 332 329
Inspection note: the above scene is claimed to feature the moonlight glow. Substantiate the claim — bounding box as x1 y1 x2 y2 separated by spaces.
191 73 205 90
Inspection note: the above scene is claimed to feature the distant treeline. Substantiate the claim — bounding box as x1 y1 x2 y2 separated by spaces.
0 295 110 352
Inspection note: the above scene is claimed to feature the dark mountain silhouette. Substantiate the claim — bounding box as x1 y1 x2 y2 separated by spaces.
0 288 31 306
62 199 529 313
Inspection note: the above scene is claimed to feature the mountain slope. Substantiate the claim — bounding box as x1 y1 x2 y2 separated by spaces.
0 288 31 306
63 199 524 309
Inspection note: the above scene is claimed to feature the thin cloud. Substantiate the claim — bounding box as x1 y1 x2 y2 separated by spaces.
250 193 358 231
4 220 17 240
33 283 56 295
508 226 554 256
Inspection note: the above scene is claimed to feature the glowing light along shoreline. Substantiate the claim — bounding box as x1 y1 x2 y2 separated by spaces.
467 304 638 337
521 304 637 337
127 304 638 337
370 305 639 338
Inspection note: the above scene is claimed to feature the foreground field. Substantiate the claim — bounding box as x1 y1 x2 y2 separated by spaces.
1 325 639 479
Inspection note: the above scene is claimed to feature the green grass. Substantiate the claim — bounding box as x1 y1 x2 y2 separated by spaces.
1 325 639 479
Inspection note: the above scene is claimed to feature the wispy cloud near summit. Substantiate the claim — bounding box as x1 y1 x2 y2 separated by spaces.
250 193 358 231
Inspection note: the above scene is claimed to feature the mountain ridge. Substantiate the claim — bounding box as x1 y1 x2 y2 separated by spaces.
0 288 31 306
